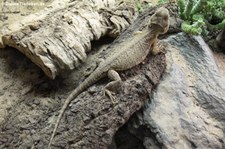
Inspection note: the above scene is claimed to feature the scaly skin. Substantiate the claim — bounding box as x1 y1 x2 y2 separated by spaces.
48 7 170 148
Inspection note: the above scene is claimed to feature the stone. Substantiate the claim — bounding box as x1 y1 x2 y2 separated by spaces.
126 33 225 149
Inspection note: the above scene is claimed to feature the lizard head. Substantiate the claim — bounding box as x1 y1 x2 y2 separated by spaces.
149 7 170 34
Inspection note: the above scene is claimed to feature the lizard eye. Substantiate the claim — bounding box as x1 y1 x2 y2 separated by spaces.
155 12 160 17
164 16 168 20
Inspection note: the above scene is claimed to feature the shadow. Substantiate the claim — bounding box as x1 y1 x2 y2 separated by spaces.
0 46 67 94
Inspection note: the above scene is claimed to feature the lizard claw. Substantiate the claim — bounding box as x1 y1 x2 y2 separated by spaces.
103 89 117 104
152 40 168 55
158 41 168 53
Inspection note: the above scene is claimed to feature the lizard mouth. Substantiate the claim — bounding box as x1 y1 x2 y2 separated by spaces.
150 16 166 26
150 18 168 28
150 17 169 34
151 22 164 28
150 22 168 32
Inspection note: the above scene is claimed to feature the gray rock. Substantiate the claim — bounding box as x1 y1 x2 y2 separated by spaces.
127 33 225 149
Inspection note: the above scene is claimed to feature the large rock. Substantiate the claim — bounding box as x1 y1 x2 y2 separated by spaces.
125 33 225 149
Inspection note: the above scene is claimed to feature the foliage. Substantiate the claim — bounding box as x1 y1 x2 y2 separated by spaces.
178 0 225 35
158 0 169 4
135 0 153 12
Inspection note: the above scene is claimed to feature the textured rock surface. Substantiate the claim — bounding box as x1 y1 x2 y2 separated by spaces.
124 33 225 149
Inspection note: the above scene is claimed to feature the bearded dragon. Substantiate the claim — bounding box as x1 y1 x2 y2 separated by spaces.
48 7 170 148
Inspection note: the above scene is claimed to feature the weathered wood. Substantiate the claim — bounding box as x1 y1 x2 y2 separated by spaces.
1 0 136 79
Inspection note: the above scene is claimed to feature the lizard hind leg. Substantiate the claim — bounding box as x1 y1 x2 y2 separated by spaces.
103 69 122 104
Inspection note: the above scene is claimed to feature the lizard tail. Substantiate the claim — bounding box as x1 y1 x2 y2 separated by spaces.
47 70 104 149
47 89 80 149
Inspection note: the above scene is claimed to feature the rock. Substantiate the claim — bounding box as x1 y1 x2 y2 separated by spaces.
125 33 225 149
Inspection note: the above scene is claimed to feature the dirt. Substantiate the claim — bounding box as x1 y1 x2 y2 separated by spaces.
0 2 59 143
0 0 53 28
0 47 58 147
0 2 74 146
0 0 159 28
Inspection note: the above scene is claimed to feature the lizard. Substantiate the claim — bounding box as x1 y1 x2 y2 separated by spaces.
48 7 170 149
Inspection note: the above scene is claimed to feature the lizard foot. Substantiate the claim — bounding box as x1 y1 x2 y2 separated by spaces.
103 89 117 104
158 40 168 53
103 69 122 104
152 40 168 55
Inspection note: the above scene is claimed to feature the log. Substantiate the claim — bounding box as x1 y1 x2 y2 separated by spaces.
1 0 136 79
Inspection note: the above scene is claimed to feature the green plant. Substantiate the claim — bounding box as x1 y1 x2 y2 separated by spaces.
178 0 225 35
158 0 169 4
136 0 153 13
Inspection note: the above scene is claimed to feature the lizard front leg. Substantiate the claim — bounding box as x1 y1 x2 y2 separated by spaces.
103 69 122 104
151 38 161 55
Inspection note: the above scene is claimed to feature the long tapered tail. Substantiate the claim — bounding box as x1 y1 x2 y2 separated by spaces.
47 89 80 149
48 70 104 149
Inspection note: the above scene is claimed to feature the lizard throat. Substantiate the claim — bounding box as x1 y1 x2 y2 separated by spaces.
148 24 166 34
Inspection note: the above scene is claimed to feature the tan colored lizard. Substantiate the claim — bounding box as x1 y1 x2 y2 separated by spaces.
48 7 170 148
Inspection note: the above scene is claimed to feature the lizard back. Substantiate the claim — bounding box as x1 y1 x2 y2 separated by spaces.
98 28 158 71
